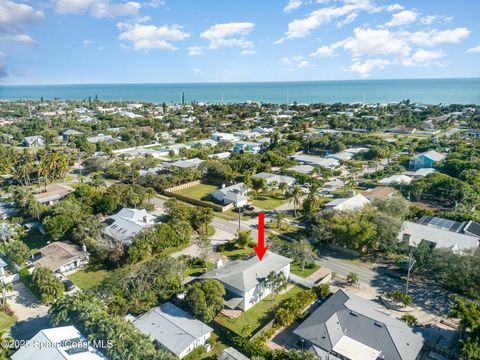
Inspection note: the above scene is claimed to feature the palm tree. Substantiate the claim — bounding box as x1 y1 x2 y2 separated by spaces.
273 211 287 230
14 149 35 186
288 185 304 218
39 152 70 183
278 182 288 199
0 282 13 307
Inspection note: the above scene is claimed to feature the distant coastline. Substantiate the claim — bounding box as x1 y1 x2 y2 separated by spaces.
1 78 479 105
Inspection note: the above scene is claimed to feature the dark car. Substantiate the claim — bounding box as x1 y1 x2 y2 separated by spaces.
243 204 255 211
63 279 75 292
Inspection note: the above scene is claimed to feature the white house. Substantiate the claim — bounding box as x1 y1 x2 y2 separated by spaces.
31 242 89 274
211 183 249 207
22 135 45 147
290 154 339 168
200 252 292 311
12 326 107 360
102 208 156 245
378 174 413 185
86 134 117 144
323 194 370 212
132 302 212 359
252 172 295 187
211 132 238 142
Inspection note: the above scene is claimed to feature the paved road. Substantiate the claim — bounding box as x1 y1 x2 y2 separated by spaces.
315 256 376 283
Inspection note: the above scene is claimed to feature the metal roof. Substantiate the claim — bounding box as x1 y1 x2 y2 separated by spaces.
218 347 249 360
293 290 424 360
133 302 212 357
200 252 292 293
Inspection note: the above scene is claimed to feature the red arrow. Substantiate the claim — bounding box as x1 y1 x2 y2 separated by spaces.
254 212 268 261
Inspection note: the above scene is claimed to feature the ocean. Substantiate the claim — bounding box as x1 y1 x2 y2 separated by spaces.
0 78 479 105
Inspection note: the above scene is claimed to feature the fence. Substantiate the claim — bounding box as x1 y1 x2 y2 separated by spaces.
164 181 234 212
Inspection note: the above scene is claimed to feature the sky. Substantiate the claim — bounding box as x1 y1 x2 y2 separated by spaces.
0 0 479 84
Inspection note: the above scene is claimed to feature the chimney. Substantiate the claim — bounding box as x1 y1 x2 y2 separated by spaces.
215 259 223 269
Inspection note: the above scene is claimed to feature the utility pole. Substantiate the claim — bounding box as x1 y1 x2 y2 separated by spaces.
405 252 416 295
238 207 243 232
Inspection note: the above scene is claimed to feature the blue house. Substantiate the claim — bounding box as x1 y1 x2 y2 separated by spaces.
409 150 445 170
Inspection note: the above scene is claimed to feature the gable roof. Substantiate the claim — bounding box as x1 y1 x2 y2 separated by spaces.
102 208 155 244
200 252 291 293
293 290 424 360
33 242 86 272
413 150 445 162
324 194 370 212
133 302 212 357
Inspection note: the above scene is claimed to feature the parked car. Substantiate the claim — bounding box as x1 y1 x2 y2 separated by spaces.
243 204 255 211
62 279 75 292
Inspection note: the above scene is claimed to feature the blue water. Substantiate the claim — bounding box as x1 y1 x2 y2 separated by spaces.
0 78 479 104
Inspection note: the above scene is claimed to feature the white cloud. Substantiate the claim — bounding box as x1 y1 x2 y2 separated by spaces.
310 45 337 57
0 0 43 46
341 27 411 57
385 4 404 11
410 28 471 47
188 46 203 56
281 56 309 69
276 0 383 43
55 0 140 18
337 12 358 28
385 10 417 27
117 22 190 51
420 14 452 26
346 58 389 77
201 22 255 49
241 49 255 55
402 49 444 66
466 45 480 54
284 0 302 12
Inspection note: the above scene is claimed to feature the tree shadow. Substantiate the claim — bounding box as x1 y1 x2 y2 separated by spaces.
10 315 51 340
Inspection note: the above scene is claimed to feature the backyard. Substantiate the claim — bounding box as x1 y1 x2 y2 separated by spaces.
68 263 111 290
0 311 17 330
214 284 304 335
175 184 219 200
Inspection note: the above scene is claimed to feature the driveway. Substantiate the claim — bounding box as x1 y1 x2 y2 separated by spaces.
7 283 51 340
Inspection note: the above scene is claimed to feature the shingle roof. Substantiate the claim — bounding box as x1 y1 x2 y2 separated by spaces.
293 290 424 360
133 302 212 357
200 252 292 293
33 242 86 272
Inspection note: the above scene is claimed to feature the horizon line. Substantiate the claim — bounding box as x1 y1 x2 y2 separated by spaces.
1 76 480 87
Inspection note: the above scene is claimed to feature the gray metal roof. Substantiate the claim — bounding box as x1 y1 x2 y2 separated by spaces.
133 302 212 357
200 252 292 293
293 290 424 360
218 347 249 360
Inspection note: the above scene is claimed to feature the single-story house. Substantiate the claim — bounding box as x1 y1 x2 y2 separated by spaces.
31 242 89 274
211 183 249 208
132 302 212 359
119 148 164 159
161 143 191 155
12 325 107 360
193 139 218 147
252 172 296 186
62 129 83 140
200 252 292 311
323 194 370 212
325 151 354 162
233 141 262 154
102 208 156 245
403 168 436 178
22 135 45 147
287 164 314 175
218 347 249 360
32 184 74 205
211 132 238 142
378 174 413 185
361 186 397 201
293 289 424 360
409 150 445 170
86 134 118 144
209 152 231 160
168 158 204 169
399 220 479 254
290 154 339 168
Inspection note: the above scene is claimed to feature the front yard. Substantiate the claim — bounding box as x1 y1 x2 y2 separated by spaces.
214 284 304 335
290 263 320 278
251 195 288 211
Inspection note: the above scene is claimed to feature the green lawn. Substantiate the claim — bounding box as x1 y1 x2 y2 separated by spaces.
162 242 192 256
68 264 111 290
0 311 17 330
291 263 320 278
217 242 254 259
175 184 219 200
251 195 288 211
184 261 214 278
215 284 304 335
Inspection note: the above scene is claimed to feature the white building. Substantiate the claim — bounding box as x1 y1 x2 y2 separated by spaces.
252 172 296 186
132 302 212 359
200 252 292 311
102 208 156 245
378 174 413 185
211 183 249 207
12 326 107 360
211 132 238 142
323 194 370 212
